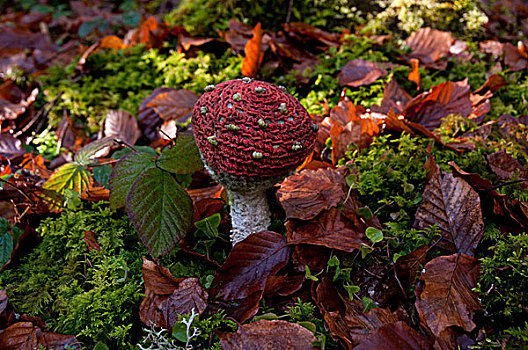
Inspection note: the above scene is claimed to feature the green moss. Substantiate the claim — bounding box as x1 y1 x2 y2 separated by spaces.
0 204 146 349
477 232 528 348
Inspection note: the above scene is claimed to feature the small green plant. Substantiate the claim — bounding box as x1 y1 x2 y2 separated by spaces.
109 134 202 257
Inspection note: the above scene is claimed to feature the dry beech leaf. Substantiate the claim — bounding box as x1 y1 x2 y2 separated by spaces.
223 19 253 53
315 276 403 349
486 149 528 180
263 275 304 297
218 320 317 350
283 22 342 48
404 28 454 69
328 95 382 162
80 186 110 202
104 110 140 145
0 322 80 349
0 88 38 121
503 42 528 71
415 253 481 337
277 168 346 220
408 58 421 89
138 87 174 141
209 231 290 300
83 230 101 251
139 258 207 331
355 321 433 350
402 79 489 130
337 59 388 87
0 132 26 160
241 22 265 78
413 161 484 256
99 35 127 50
286 208 366 252
474 74 508 95
375 79 412 115
146 89 198 123
479 40 504 59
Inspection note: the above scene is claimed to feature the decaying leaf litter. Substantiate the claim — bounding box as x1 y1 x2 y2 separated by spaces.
1 0 528 348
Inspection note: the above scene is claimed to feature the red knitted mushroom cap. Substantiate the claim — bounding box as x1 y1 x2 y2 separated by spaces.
192 79 317 179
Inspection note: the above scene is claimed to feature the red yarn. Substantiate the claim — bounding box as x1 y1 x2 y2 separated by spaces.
192 79 317 178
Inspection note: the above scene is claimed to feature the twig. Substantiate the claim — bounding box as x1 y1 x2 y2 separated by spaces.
0 178 35 205
114 139 138 153
179 245 221 268
488 179 528 190
15 91 63 137
286 0 294 23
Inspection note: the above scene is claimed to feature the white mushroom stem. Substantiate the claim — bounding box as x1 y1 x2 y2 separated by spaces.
228 185 271 245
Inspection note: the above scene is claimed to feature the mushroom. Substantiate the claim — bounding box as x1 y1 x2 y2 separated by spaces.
192 78 317 245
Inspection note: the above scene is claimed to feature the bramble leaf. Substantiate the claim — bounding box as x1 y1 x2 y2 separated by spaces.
0 231 13 269
156 135 203 174
109 152 155 210
126 167 193 257
43 163 92 195
74 137 115 166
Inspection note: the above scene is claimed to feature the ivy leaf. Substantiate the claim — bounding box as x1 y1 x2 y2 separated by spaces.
126 167 193 257
74 137 115 166
365 227 383 244
109 152 155 210
156 135 203 174
43 163 93 196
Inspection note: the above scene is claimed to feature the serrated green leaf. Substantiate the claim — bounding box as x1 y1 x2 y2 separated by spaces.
0 218 9 234
75 137 115 165
126 167 193 257
109 152 155 210
156 135 203 174
0 232 13 268
365 227 383 244
43 163 92 195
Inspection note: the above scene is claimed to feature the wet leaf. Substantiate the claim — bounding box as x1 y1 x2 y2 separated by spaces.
218 320 317 350
277 168 346 220
109 151 155 209
474 74 508 94
355 321 433 350
104 110 140 145
0 133 26 160
413 162 484 256
337 59 388 87
286 208 366 252
140 259 208 331
43 163 92 196
209 230 290 300
156 134 203 175
241 22 264 78
415 253 481 336
126 167 193 257
146 89 198 123
263 275 304 297
404 28 454 69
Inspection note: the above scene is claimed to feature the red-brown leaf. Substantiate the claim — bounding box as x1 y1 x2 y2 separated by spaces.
479 40 504 59
146 89 198 123
408 58 421 89
0 132 26 160
223 19 254 53
487 149 528 180
474 74 508 94
209 231 290 300
241 23 265 78
218 320 317 350
0 322 80 350
503 42 528 71
138 87 174 141
286 208 366 252
415 253 481 336
337 59 388 87
404 28 454 69
355 321 433 350
104 110 140 145
139 258 208 331
402 80 488 130
83 230 101 251
263 275 304 298
277 168 346 220
413 162 484 256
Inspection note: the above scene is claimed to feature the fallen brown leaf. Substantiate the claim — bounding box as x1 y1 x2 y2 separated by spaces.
404 28 454 70
337 59 388 87
415 253 481 337
241 23 265 78
355 321 433 350
218 320 317 350
104 110 141 145
83 230 101 251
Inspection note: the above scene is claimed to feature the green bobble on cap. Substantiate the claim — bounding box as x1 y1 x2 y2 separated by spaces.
255 87 266 93
232 93 242 102
207 135 218 146
204 84 215 92
252 151 263 159
200 106 208 115
257 118 267 128
226 124 240 131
